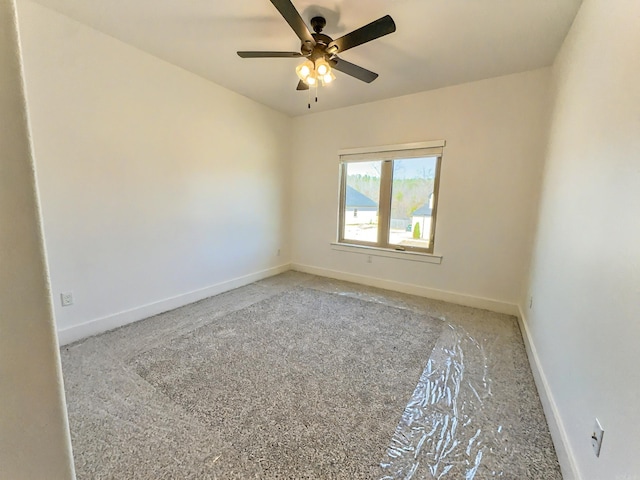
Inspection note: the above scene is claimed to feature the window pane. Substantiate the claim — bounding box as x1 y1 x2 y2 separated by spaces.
342 161 381 243
388 157 438 249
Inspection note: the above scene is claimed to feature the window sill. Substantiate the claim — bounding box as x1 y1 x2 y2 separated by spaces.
330 243 443 264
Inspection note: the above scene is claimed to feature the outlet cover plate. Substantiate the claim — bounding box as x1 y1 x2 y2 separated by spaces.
591 418 604 457
61 292 73 307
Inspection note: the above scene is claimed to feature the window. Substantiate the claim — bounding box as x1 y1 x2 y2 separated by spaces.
338 141 444 254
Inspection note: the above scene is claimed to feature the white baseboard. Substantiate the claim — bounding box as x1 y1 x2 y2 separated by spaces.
57 263 291 346
291 263 519 316
517 305 580 480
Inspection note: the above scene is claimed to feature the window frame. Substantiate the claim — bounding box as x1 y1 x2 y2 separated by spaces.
337 141 445 255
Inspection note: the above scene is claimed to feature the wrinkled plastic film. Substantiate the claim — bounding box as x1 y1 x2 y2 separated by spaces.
381 324 507 479
317 281 509 477
337 290 411 310
318 278 416 310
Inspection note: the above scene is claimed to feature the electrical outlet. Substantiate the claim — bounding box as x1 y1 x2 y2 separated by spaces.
61 292 73 307
366 255 372 263
591 418 604 457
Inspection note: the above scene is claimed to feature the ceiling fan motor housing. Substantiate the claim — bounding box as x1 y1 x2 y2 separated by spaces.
307 36 333 62
302 17 331 59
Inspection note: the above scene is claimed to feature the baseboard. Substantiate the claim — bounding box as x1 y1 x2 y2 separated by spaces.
57 263 291 346
517 305 581 480
291 263 519 316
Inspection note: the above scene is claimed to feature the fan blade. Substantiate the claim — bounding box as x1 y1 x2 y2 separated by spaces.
331 57 379 83
270 0 316 48
327 15 396 55
238 51 302 58
296 80 309 91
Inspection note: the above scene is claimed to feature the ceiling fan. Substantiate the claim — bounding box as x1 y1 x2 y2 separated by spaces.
237 0 396 92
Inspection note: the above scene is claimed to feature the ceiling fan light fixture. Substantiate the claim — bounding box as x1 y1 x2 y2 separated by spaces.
315 58 331 77
321 71 336 85
305 72 318 86
297 57 333 87
296 60 314 81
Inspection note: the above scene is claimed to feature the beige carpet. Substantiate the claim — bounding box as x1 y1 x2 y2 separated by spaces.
131 287 442 478
61 272 562 479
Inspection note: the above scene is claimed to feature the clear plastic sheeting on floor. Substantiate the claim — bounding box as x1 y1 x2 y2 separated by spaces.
336 290 414 311
381 323 507 479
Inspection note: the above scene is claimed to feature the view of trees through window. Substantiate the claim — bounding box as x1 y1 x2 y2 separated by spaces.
390 158 436 248
342 156 438 249
343 161 381 243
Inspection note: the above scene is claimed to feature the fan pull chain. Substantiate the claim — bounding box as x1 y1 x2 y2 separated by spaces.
305 81 321 110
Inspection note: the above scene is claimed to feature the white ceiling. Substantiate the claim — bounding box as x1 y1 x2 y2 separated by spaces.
30 0 582 117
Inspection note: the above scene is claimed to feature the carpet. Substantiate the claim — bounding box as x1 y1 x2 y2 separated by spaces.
129 287 442 479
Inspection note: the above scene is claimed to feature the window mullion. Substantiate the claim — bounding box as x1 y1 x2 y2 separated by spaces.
427 156 443 249
377 160 393 247
337 163 347 243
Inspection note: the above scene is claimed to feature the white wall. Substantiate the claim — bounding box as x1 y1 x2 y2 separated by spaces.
522 0 640 478
291 69 551 311
0 0 74 477
16 0 292 343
